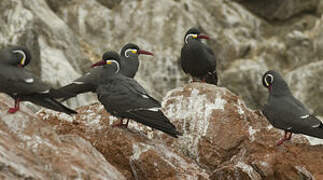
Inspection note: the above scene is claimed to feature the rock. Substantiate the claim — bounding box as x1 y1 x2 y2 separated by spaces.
286 61 323 115
49 0 263 99
235 0 319 20
0 0 95 108
318 1 323 15
39 83 323 179
0 94 125 179
162 83 323 179
96 0 122 9
38 102 210 180
221 60 268 109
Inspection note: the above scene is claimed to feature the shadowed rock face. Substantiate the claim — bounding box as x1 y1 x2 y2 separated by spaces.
233 0 319 21
33 83 323 179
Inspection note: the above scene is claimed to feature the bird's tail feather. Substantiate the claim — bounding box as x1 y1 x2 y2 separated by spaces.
49 84 94 101
204 70 218 85
301 125 323 139
22 95 77 115
127 110 182 138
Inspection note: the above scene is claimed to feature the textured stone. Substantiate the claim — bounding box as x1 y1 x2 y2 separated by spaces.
0 0 95 108
40 83 323 179
221 60 268 109
286 61 323 115
39 101 209 180
235 0 319 20
0 94 125 179
49 0 263 99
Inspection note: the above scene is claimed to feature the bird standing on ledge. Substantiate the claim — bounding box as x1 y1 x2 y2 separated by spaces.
262 70 323 146
0 46 76 114
93 51 181 138
180 27 218 85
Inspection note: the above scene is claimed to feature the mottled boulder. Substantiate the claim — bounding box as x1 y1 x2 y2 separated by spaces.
49 0 263 99
40 83 323 179
221 60 268 109
235 0 319 20
0 94 125 179
0 0 95 108
39 103 209 180
286 61 323 115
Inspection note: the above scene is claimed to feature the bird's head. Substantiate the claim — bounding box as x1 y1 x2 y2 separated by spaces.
5 46 31 67
120 43 153 58
91 51 121 73
262 70 291 96
184 27 210 44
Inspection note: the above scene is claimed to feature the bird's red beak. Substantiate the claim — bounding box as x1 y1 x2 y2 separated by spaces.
197 34 210 40
138 50 154 56
91 60 106 68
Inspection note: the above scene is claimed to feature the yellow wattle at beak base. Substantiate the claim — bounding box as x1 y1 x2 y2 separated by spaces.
192 34 198 38
20 58 24 65
131 50 137 54
106 61 112 64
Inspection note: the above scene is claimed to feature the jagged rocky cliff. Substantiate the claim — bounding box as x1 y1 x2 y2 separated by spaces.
0 83 322 179
1 0 323 179
1 0 323 114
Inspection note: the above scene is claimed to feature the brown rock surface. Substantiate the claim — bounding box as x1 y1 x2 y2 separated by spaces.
38 100 209 180
0 94 125 179
34 83 323 179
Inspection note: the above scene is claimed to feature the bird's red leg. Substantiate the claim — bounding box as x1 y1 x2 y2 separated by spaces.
112 119 129 128
112 119 124 127
8 98 20 113
125 119 129 128
201 77 206 83
276 131 292 146
286 132 292 140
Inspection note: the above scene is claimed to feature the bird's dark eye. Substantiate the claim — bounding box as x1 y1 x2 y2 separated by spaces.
263 74 274 87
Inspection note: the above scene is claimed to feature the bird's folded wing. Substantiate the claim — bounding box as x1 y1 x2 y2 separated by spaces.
6 68 51 95
97 80 161 113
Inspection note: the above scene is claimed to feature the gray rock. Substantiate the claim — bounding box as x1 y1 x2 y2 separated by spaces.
235 0 319 20
96 0 122 9
0 0 95 108
51 0 263 98
221 60 268 109
286 61 323 115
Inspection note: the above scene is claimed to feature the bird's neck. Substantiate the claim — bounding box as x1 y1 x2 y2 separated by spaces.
270 82 293 97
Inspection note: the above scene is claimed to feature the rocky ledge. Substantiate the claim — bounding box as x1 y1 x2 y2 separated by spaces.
0 83 323 179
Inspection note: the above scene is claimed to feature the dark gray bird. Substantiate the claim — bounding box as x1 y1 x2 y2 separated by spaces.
92 51 181 138
119 43 153 78
50 45 153 101
262 70 323 145
180 27 218 85
0 46 77 114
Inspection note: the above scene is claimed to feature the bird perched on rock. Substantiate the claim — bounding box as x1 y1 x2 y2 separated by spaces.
50 44 153 101
0 46 77 114
262 70 323 146
119 43 153 78
92 51 181 138
180 27 218 85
